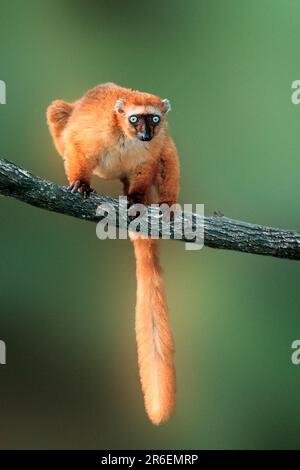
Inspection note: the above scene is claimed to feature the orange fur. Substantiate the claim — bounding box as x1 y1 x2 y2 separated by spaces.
133 237 176 425
46 100 74 156
47 83 180 425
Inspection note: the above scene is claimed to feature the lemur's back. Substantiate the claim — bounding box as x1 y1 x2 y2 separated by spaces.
70 82 129 122
48 83 170 165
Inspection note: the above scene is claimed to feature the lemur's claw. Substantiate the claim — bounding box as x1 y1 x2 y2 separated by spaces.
68 180 94 198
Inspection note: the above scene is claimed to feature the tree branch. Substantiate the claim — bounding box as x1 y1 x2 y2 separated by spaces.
0 158 299 260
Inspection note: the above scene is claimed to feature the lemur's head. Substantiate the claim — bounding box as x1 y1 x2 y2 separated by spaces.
114 92 171 142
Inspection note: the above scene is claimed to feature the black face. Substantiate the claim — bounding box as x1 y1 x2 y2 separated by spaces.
129 114 161 141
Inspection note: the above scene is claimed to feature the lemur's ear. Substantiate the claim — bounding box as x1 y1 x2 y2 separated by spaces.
115 99 125 114
162 98 171 113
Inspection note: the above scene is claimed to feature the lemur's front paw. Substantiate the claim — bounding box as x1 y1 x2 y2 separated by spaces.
68 180 94 198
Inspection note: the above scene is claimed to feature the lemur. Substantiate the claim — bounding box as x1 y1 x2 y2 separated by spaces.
47 83 180 425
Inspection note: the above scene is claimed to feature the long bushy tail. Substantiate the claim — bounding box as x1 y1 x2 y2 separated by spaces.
132 237 175 425
46 100 74 156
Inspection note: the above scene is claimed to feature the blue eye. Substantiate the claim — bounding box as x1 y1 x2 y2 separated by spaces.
129 115 138 124
152 115 160 124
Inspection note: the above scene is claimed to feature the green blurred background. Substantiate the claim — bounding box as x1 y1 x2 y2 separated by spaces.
0 0 300 449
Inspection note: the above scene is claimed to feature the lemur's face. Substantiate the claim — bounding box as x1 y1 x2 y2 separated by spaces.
115 98 171 142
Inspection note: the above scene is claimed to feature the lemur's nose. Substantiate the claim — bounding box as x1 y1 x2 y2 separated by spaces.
140 134 152 141
139 130 153 141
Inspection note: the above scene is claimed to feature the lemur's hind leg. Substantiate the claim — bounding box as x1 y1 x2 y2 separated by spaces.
121 163 154 223
154 140 180 221
125 160 155 205
154 140 180 207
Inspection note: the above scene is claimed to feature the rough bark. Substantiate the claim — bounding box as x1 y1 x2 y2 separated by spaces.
0 159 299 260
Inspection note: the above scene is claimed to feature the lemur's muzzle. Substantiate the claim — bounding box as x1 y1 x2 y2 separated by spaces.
137 116 154 141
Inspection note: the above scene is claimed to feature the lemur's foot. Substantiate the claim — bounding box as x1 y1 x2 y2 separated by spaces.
127 192 147 206
127 192 148 217
69 180 94 198
159 201 182 222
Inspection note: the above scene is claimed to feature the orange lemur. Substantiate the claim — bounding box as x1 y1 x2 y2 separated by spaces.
47 82 180 425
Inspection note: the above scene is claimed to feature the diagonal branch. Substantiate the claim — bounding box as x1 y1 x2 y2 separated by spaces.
0 158 299 260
